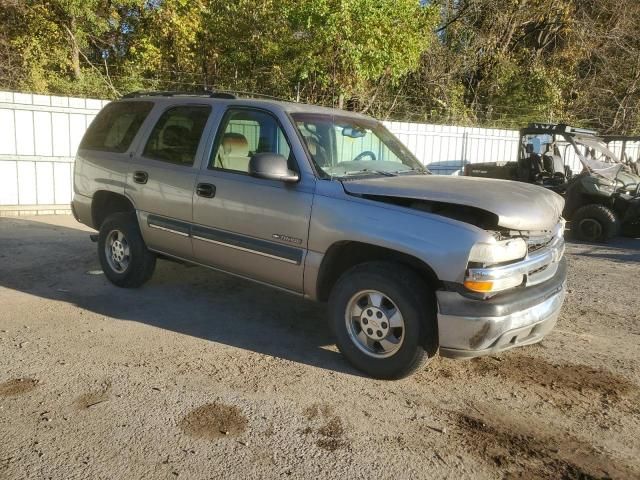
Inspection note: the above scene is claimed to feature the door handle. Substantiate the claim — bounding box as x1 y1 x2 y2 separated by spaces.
196 183 216 198
133 171 148 184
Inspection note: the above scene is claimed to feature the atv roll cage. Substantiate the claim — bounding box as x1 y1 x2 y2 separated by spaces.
517 123 637 186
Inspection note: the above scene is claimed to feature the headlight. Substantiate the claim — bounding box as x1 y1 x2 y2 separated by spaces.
465 238 527 294
468 238 527 265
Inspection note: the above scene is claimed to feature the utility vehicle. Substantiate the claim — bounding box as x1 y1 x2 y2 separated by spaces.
465 124 640 242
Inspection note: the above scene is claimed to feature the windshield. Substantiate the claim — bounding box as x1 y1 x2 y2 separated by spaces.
291 113 426 178
573 135 625 182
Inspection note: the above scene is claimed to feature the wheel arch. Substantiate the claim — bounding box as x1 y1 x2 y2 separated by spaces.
316 241 443 303
91 190 136 230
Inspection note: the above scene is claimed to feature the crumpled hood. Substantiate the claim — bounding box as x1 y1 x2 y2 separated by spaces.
341 174 565 231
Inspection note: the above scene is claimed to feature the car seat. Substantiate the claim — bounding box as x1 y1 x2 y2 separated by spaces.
305 136 330 167
215 132 250 171
519 144 545 182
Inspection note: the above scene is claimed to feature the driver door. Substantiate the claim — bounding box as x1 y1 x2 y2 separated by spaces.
192 107 315 292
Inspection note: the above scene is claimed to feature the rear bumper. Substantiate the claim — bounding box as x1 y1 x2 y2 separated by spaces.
437 258 567 359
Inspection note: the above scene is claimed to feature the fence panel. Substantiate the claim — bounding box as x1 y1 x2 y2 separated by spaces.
0 91 108 214
383 121 519 175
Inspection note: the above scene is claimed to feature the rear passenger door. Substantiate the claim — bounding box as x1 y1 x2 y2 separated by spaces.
192 107 315 292
126 103 212 259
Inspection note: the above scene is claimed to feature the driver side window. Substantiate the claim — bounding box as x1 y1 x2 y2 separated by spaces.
210 109 291 173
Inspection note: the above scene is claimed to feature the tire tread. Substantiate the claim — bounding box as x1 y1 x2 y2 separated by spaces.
98 212 156 288
329 261 437 379
572 204 619 242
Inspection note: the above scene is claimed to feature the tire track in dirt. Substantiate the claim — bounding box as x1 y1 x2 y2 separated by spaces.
423 354 640 414
450 409 639 479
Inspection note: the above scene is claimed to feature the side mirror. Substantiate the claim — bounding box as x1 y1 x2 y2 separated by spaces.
249 153 299 183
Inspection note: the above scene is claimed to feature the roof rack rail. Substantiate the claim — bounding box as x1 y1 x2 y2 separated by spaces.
122 90 237 99
220 89 283 101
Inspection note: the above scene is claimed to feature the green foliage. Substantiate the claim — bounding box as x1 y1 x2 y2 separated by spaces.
0 0 638 133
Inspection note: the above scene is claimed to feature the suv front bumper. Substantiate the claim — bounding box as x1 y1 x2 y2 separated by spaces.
437 258 567 359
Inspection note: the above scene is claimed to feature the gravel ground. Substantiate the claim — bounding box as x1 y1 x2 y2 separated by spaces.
0 215 639 480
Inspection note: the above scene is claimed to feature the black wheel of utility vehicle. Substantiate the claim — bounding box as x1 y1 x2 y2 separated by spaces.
571 204 619 242
328 261 437 380
98 212 156 288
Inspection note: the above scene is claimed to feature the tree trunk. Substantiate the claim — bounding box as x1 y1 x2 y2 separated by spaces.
69 16 81 80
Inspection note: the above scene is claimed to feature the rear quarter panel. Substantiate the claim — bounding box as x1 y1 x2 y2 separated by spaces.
73 149 131 228
72 100 160 228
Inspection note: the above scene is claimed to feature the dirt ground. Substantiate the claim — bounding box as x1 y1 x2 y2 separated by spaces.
0 215 638 480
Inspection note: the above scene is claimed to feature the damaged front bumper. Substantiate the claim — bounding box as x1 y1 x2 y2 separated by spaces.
437 257 567 359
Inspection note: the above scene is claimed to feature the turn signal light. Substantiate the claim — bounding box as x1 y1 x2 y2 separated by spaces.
463 280 494 293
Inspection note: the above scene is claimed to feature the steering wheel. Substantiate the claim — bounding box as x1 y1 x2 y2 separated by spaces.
353 151 377 162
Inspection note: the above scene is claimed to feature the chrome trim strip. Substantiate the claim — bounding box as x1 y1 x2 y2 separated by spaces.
192 235 299 264
148 223 190 237
144 212 303 265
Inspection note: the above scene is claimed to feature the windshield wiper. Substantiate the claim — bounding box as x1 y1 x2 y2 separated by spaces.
395 167 428 175
340 169 397 177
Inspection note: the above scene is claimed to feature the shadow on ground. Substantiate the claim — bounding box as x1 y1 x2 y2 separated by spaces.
0 217 361 376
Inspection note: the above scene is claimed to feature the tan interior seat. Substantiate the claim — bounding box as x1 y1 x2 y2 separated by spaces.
215 132 250 172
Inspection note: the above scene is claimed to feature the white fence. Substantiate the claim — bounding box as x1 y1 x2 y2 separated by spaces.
0 91 525 215
385 122 519 175
0 91 109 215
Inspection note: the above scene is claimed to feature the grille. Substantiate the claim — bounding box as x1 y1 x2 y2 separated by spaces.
527 234 553 254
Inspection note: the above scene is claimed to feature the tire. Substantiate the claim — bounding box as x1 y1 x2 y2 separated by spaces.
571 204 619 242
328 261 437 379
98 212 156 288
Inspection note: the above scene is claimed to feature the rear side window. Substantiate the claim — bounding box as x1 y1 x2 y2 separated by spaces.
80 101 153 153
143 105 212 166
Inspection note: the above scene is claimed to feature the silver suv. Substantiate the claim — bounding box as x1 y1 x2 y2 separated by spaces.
72 91 567 379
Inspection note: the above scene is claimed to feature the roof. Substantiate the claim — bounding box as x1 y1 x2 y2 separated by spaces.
118 90 372 120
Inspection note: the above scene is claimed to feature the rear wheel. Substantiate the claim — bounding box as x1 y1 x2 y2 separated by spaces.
571 204 619 242
328 262 436 379
98 212 156 287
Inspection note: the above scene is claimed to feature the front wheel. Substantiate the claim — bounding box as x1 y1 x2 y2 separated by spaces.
328 262 436 379
98 212 156 288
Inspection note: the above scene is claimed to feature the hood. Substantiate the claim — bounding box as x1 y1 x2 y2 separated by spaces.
341 174 564 231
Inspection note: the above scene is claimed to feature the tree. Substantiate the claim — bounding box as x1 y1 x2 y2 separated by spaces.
0 0 638 133
3 0 142 95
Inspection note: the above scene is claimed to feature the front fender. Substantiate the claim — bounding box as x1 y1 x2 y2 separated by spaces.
307 191 491 286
